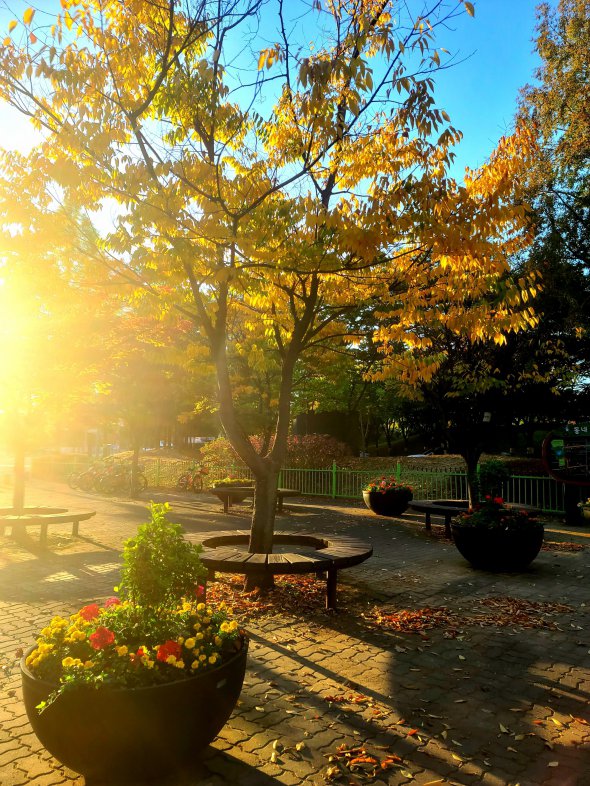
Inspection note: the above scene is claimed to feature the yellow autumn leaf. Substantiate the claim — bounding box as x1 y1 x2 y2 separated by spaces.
8 20 17 33
464 2 475 16
23 7 35 25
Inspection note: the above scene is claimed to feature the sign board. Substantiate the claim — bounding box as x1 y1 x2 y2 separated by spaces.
542 427 590 487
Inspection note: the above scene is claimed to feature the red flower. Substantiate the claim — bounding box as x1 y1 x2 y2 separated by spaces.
156 640 182 663
79 604 100 621
89 626 115 650
493 497 504 504
104 597 121 608
196 585 206 599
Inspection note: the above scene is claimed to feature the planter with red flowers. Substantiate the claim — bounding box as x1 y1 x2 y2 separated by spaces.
362 476 414 517
451 496 544 572
20 504 247 780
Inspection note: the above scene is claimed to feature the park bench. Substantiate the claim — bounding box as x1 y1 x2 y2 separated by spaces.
409 499 541 539
195 530 372 610
210 486 300 514
408 500 467 538
0 507 97 549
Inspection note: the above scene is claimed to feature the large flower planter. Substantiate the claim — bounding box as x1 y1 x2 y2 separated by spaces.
363 489 413 517
21 639 248 780
451 523 544 571
211 485 253 504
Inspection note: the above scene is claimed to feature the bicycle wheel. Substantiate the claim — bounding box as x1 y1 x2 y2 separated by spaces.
135 473 148 492
177 474 191 491
68 474 80 490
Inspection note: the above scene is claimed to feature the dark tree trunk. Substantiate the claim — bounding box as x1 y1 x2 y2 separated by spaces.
12 440 26 514
130 441 141 498
462 449 483 508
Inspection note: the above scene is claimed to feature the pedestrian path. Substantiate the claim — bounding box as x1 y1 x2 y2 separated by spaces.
0 482 589 785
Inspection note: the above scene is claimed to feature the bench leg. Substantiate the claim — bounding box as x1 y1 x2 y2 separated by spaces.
326 568 337 610
223 498 229 514
72 521 80 537
425 512 432 531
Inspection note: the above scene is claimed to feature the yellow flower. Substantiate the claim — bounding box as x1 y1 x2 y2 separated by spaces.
220 622 230 633
208 654 218 665
116 645 128 657
191 659 200 670
177 637 185 645
196 603 206 612
199 654 206 662
214 636 222 647
62 657 83 668
228 620 239 633
174 660 185 669
184 637 196 650
202 616 211 625
165 655 177 666
83 661 94 669
195 632 204 641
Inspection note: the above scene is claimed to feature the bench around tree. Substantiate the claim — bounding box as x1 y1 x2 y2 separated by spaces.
195 531 373 610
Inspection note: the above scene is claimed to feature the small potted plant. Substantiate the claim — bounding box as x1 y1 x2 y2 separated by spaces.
451 496 544 571
577 498 590 521
363 476 414 517
20 503 248 780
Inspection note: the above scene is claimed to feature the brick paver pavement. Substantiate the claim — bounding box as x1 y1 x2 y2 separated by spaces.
1 480 589 785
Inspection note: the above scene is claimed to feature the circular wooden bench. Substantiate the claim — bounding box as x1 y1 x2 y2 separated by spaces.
0 507 96 549
194 530 373 610
210 487 300 514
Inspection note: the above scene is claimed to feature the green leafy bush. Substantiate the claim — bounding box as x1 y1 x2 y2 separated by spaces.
200 434 350 470
118 502 207 608
478 460 511 499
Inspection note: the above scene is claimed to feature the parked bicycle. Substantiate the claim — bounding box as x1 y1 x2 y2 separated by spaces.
177 464 209 493
68 464 105 493
98 463 148 495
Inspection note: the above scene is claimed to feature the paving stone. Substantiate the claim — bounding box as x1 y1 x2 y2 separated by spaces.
1 483 590 786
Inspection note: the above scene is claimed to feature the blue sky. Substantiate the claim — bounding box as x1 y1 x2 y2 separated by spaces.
0 0 542 177
429 0 541 175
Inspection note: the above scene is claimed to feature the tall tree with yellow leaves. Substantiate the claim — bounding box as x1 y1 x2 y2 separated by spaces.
0 1 537 579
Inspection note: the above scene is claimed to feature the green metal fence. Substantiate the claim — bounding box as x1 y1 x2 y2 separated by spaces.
31 457 567 514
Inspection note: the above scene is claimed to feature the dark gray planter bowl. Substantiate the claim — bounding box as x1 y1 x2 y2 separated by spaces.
21 638 248 780
451 522 544 571
363 488 413 517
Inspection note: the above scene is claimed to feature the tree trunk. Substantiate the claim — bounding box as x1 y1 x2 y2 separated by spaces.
130 441 141 499
244 469 279 591
12 440 26 514
462 450 482 508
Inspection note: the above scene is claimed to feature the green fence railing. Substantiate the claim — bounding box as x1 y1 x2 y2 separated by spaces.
30 457 567 514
